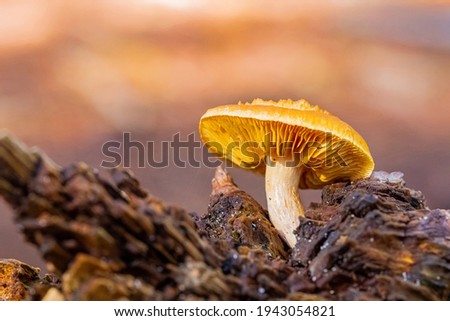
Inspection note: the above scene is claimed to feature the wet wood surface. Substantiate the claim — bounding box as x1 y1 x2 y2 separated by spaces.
0 133 449 300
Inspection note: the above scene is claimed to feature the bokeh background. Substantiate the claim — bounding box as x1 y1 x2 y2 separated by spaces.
1 0 449 270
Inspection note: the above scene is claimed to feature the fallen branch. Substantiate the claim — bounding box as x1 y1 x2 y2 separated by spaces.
0 132 449 300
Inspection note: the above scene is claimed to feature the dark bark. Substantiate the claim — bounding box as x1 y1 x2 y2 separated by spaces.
0 259 58 300
0 132 448 300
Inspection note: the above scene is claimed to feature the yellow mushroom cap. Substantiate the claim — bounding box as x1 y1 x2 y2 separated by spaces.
199 98 375 189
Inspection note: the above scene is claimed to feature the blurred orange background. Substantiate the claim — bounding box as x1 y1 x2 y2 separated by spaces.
1 0 449 270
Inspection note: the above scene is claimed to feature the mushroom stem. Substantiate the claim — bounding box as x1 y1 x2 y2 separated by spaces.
265 157 304 248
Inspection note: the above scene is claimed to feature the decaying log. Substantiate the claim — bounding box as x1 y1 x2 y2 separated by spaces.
0 132 449 300
0 132 296 300
194 166 288 259
0 258 58 300
291 177 450 300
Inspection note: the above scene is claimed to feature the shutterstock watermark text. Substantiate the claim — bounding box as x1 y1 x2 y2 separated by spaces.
100 132 347 169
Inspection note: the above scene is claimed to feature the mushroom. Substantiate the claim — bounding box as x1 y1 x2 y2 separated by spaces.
199 98 374 248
